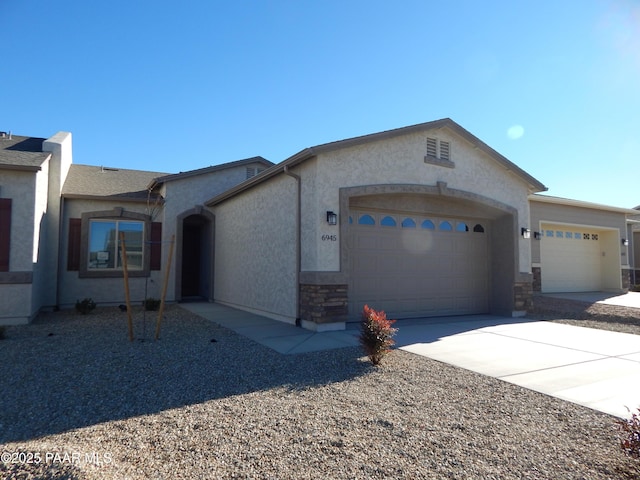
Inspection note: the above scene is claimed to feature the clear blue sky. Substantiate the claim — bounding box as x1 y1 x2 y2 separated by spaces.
2 1 639 208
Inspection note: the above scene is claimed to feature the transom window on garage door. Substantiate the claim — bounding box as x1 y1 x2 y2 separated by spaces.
542 229 599 240
351 212 485 233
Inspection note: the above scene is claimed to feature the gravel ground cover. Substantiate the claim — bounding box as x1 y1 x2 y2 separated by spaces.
1 302 640 479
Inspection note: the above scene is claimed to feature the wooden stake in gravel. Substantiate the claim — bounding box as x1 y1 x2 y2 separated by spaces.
155 234 175 340
119 231 134 342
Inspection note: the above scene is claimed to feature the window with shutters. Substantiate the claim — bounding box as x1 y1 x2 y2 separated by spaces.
72 208 155 278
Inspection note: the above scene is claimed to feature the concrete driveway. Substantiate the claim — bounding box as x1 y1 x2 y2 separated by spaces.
183 295 640 419
399 315 640 419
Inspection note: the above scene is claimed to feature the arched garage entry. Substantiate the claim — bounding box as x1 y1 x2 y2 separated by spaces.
176 207 215 301
341 184 519 319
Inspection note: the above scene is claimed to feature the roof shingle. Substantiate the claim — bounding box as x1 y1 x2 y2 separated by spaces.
0 135 50 171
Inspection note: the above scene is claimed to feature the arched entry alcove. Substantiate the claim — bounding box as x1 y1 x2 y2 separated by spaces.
176 207 215 301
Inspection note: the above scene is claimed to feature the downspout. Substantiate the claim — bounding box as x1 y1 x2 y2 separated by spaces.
283 165 301 326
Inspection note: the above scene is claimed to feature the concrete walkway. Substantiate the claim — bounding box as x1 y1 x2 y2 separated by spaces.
180 302 361 354
180 300 640 419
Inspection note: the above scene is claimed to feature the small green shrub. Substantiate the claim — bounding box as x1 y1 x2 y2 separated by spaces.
359 305 397 366
617 407 640 459
143 297 161 311
75 298 96 315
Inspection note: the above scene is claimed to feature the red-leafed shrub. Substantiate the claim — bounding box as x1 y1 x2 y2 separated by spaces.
618 407 640 459
359 305 397 366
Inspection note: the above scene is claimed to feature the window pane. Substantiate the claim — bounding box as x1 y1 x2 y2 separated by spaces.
381 216 396 227
456 222 468 232
89 221 116 269
439 221 453 231
401 218 416 228
358 214 375 225
119 222 144 270
421 219 435 230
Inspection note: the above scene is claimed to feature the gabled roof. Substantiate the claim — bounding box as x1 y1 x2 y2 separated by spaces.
62 164 168 202
207 118 547 207
0 135 51 172
148 156 273 190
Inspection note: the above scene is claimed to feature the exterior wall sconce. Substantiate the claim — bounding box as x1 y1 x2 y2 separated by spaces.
533 231 542 240
326 211 337 225
521 228 531 239
622 238 629 247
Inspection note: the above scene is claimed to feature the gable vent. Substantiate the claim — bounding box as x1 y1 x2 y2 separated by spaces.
246 166 266 179
440 141 450 161
424 137 455 169
426 137 437 157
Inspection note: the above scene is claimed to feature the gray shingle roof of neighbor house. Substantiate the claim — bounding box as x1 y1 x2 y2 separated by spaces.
147 156 273 189
206 118 548 207
0 135 51 171
62 164 169 202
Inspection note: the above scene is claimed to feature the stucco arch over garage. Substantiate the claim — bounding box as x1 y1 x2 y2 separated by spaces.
175 206 215 302
339 183 522 318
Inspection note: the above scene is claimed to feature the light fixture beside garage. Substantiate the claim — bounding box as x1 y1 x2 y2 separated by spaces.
326 211 338 225
622 238 629 246
521 227 531 239
533 231 542 240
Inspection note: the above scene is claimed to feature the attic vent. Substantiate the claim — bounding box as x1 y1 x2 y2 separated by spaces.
440 141 450 161
426 137 437 157
246 167 265 179
424 137 455 169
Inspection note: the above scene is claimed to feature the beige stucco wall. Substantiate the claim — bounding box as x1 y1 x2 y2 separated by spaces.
40 132 73 308
0 170 37 272
30 160 52 315
0 170 37 323
213 174 298 322
300 127 533 274
161 162 267 301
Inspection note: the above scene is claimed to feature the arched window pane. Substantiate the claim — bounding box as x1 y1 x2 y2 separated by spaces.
439 221 453 231
401 218 416 228
456 222 469 232
421 219 435 230
473 224 485 233
381 216 396 227
358 214 375 225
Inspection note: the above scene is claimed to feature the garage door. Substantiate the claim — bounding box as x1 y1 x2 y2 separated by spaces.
539 225 602 292
348 210 490 319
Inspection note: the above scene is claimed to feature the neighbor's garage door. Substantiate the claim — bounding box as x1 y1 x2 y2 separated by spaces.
348 211 490 319
539 225 602 292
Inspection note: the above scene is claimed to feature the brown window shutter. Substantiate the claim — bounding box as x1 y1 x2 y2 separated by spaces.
0 198 11 272
67 218 82 271
150 222 162 270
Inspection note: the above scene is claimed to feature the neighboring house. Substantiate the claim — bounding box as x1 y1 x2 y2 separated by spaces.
529 195 636 293
0 132 71 324
0 119 636 329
